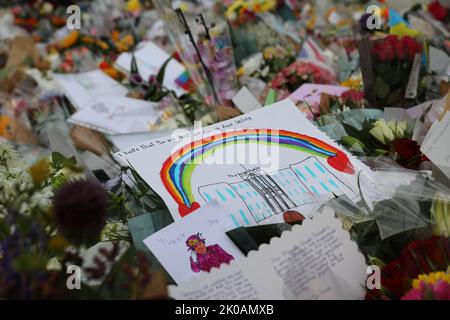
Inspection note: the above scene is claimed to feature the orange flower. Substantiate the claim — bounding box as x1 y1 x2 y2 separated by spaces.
0 115 11 138
56 31 79 50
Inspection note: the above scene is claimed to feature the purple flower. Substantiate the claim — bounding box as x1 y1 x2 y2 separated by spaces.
130 73 143 86
53 180 107 246
148 75 162 90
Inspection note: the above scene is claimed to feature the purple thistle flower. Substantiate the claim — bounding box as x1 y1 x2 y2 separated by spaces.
53 180 107 246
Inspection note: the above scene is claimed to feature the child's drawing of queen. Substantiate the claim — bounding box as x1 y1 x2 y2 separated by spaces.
186 233 235 273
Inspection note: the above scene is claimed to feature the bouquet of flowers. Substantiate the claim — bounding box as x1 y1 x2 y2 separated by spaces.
339 119 427 170
316 89 366 116
269 60 337 97
429 0 449 23
365 35 425 108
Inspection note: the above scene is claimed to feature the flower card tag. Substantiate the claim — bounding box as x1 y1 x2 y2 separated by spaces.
408 14 435 39
405 54 422 99
429 46 450 76
169 209 367 300
232 86 262 114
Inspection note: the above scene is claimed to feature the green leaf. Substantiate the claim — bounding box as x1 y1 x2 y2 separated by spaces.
374 77 390 99
12 253 48 272
130 52 139 75
156 56 172 85
51 152 77 170
264 89 277 106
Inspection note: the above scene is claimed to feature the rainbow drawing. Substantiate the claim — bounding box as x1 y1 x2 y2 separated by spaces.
160 129 355 217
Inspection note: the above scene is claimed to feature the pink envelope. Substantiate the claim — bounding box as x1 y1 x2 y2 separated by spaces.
289 84 349 106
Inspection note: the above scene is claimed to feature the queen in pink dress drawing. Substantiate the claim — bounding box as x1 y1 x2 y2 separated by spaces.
186 233 235 273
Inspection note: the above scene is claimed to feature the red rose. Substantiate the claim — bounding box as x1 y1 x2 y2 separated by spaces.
367 237 450 299
380 258 410 298
373 39 396 62
402 36 423 61
429 0 448 21
395 37 408 60
393 138 420 161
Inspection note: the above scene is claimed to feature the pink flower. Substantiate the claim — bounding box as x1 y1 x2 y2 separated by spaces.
401 280 450 300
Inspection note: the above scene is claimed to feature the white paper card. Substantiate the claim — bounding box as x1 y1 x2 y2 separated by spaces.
169 210 367 300
232 86 262 114
421 113 450 180
429 46 450 76
54 70 128 110
116 100 371 227
143 201 242 283
383 108 408 121
115 41 185 96
68 96 163 135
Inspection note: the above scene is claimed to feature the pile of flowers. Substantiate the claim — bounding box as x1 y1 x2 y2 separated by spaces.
0 144 167 299
225 0 277 25
340 119 426 170
269 60 337 95
366 237 450 300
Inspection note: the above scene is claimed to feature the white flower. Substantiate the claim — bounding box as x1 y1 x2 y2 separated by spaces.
370 120 395 144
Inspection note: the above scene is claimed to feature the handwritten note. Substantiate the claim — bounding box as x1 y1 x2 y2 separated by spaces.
289 84 349 106
116 100 370 226
54 70 128 110
143 201 243 284
68 96 163 135
169 210 367 300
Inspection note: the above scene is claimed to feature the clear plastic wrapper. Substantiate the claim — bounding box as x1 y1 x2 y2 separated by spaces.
313 159 450 264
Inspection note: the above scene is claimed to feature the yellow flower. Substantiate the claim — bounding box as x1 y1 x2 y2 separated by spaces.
341 78 362 90
412 271 450 289
0 115 11 137
263 47 276 60
126 0 141 13
236 66 245 77
48 234 70 252
431 194 450 237
29 158 50 186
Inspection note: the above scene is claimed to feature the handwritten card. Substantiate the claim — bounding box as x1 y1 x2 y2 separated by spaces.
169 209 367 300
143 201 243 284
115 41 185 96
116 100 371 226
289 84 349 106
68 96 163 135
54 70 128 110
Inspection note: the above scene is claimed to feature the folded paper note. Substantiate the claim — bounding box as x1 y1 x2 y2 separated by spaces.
169 209 367 300
68 96 163 135
143 201 243 283
289 84 349 106
115 41 185 96
54 70 128 110
116 100 371 227
421 112 450 180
